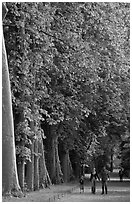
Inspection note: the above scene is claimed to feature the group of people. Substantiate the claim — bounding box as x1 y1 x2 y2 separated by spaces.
79 166 110 194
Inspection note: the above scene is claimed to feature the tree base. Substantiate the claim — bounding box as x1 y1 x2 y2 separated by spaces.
2 189 23 199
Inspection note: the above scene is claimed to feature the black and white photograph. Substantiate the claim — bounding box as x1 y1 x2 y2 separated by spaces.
2 1 130 202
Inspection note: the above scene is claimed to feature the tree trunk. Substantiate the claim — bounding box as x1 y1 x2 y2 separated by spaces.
45 125 63 184
15 112 25 191
17 161 25 191
69 150 80 178
34 139 39 190
110 149 114 172
26 103 35 191
2 3 21 196
39 138 51 188
60 150 73 182
25 141 34 191
54 135 64 183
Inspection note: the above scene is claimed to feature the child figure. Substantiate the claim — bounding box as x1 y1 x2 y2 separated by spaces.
79 175 84 193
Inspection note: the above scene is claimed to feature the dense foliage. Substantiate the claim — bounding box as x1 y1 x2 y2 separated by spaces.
3 2 130 180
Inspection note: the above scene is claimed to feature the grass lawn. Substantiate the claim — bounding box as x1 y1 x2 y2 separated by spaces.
2 180 130 202
58 181 130 202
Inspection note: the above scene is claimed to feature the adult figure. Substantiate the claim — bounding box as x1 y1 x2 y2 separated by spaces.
90 167 100 194
100 166 110 194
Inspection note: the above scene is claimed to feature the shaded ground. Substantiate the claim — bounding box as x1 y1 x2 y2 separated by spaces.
3 170 130 202
2 181 78 202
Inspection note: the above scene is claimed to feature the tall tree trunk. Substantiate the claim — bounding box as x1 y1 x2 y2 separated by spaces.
26 101 35 191
54 135 64 183
39 138 51 188
45 125 63 184
60 150 73 182
34 139 39 190
2 3 21 196
25 141 34 191
17 160 25 191
69 150 80 178
16 113 26 191
110 148 114 172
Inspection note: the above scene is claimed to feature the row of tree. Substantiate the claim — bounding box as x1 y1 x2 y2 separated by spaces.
2 2 130 196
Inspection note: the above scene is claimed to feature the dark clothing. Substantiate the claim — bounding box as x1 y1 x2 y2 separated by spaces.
100 169 109 182
90 172 100 181
91 179 96 194
90 172 100 194
100 169 110 194
79 178 84 185
79 177 84 193
101 180 108 194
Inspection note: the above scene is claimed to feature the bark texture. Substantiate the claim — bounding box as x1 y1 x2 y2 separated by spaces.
17 161 25 191
45 125 64 184
2 3 21 195
34 139 39 190
26 117 35 191
60 149 73 182
25 141 34 191
39 138 51 188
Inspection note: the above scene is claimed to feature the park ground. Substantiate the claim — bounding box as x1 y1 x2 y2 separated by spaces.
3 170 130 202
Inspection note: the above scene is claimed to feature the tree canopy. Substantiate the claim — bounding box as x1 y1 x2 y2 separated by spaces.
3 2 130 189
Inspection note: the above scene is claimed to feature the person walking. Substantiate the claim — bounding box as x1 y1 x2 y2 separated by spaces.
79 175 84 193
90 167 100 194
100 166 110 194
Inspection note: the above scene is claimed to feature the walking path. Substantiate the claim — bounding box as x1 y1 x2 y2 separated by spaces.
3 170 130 202
58 180 130 202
